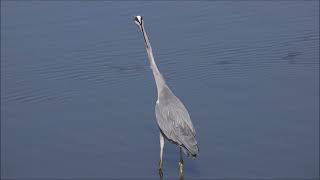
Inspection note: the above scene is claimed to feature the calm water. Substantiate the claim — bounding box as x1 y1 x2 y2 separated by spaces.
1 1 319 179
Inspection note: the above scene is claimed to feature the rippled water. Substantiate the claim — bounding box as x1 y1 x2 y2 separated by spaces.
1 1 319 179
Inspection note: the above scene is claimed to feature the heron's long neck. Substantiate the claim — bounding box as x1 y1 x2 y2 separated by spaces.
141 26 166 96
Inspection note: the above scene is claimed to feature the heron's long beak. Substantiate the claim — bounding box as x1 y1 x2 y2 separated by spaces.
133 15 149 48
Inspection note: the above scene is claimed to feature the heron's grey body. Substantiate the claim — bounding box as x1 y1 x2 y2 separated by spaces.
156 86 198 156
133 15 198 173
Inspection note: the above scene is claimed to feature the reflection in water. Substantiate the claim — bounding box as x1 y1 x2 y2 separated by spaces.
158 168 185 180
159 169 163 180
179 172 184 180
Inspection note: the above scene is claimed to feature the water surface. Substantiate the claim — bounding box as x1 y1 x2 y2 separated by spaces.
1 1 319 179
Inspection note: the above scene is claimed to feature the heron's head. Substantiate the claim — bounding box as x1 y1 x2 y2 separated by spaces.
133 15 144 31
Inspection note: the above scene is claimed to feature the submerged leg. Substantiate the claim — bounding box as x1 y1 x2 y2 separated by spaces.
179 147 184 175
159 132 165 170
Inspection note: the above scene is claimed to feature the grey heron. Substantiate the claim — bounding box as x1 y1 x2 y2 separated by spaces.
133 15 199 175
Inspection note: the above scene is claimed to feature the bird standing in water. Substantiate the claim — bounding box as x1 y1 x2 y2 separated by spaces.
133 15 198 175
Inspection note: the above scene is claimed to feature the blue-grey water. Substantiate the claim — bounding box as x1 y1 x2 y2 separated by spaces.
1 1 319 179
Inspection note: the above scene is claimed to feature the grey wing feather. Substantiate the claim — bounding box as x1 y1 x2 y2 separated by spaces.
155 87 198 156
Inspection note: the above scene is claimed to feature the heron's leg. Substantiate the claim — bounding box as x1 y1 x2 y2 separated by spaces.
159 132 165 170
179 147 184 175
